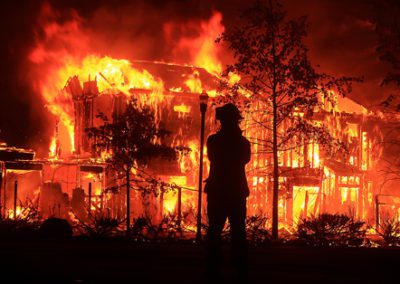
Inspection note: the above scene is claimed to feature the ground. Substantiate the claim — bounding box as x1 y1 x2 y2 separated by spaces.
0 239 398 283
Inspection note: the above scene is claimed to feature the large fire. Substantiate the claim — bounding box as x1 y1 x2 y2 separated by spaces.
13 8 226 226
42 55 165 156
0 5 398 234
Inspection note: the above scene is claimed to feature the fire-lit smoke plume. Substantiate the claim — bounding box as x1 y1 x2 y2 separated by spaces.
26 2 225 157
1 0 394 149
164 11 225 75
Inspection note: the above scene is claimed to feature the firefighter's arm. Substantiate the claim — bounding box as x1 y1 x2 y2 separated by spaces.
243 138 251 164
206 135 216 163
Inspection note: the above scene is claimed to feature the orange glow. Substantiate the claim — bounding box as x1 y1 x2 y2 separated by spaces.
185 71 202 93
49 136 57 158
173 103 191 114
178 140 199 174
307 142 320 168
162 176 187 214
100 149 113 162
227 72 241 85
36 54 166 156
293 186 320 225
169 11 224 75
7 206 23 219
193 12 224 75
15 3 389 231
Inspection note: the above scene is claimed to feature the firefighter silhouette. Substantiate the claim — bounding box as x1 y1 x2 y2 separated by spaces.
204 103 251 279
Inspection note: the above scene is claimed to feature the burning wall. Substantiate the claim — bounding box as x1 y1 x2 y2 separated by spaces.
241 92 385 229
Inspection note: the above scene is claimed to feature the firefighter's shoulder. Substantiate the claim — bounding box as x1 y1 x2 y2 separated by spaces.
207 133 219 143
241 135 250 145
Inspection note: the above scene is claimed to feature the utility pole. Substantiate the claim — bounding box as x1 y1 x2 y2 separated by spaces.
14 180 18 218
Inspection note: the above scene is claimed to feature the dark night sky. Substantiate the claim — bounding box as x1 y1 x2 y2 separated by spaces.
0 0 394 152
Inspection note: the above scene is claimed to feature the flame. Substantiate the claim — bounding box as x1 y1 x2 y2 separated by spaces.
228 72 241 85
193 12 224 75
100 149 113 161
49 135 57 157
74 56 164 95
20 2 390 230
7 206 23 219
85 173 95 180
29 4 224 160
185 70 202 93
173 103 191 114
307 141 320 168
166 11 224 75
163 176 186 214
292 186 320 225
178 140 199 174
37 55 166 156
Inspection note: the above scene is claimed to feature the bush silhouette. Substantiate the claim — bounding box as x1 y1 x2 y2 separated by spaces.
296 213 366 247
39 218 72 239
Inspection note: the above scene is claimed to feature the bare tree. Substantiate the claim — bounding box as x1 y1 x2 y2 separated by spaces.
372 0 400 190
374 0 400 87
218 0 359 239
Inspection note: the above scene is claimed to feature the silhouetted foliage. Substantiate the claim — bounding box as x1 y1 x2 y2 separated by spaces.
217 0 360 239
0 218 39 239
39 217 72 239
296 213 366 247
371 0 400 191
0 198 42 239
246 215 272 245
86 97 177 170
73 210 125 238
86 97 181 234
373 0 400 87
375 217 400 246
202 215 271 245
130 214 185 241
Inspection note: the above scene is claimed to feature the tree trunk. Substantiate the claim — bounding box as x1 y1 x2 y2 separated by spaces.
271 22 279 240
126 168 130 237
272 91 279 240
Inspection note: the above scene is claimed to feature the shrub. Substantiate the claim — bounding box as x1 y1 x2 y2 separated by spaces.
130 217 149 240
296 213 366 247
39 218 73 239
246 215 271 245
0 217 40 239
131 214 185 241
202 215 271 245
0 199 42 239
73 210 124 238
376 218 400 247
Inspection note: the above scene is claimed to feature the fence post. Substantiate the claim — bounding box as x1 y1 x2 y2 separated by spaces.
88 182 92 214
14 180 18 218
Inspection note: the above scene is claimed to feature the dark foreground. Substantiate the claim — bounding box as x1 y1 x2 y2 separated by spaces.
0 239 398 284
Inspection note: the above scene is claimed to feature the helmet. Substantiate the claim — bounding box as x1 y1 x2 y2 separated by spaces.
215 103 243 123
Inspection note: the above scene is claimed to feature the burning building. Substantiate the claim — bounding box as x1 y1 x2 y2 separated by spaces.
0 5 398 233
0 55 395 232
243 94 384 228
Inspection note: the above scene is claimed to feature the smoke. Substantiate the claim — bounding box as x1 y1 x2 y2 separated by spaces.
0 0 392 153
283 0 393 107
0 0 226 154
